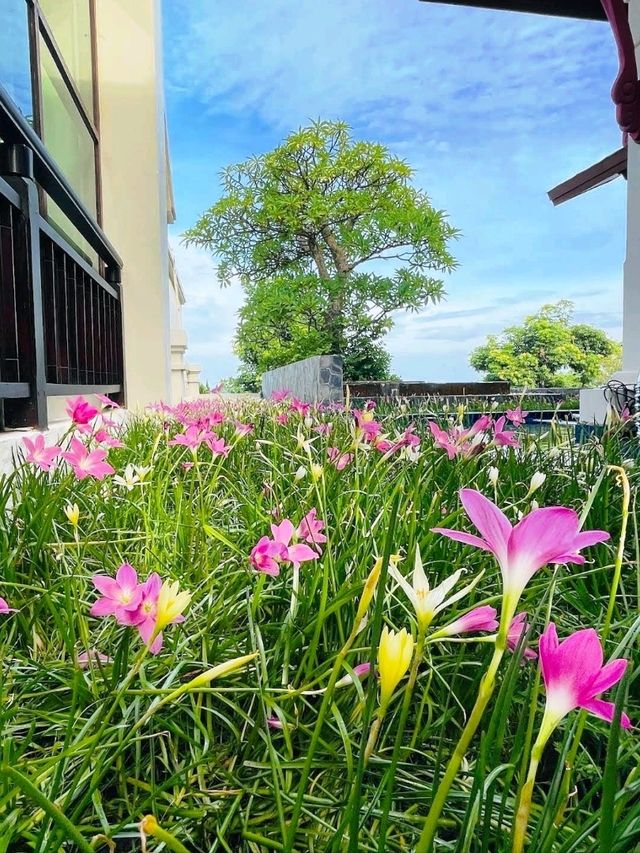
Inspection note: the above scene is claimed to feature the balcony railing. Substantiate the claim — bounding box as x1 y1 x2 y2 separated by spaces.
0 83 123 429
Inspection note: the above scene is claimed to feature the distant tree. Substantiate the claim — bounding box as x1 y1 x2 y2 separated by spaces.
184 120 457 384
470 301 622 388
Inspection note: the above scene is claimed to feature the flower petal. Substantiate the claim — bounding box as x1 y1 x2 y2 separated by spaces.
432 528 492 551
580 697 632 729
459 489 512 564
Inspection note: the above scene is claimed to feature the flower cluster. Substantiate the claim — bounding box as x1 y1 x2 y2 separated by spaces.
429 413 519 459
250 509 326 576
91 564 191 653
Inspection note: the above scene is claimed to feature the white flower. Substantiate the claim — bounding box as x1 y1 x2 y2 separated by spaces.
389 546 483 632
488 466 499 486
304 416 314 429
113 463 146 491
528 472 546 495
294 465 307 481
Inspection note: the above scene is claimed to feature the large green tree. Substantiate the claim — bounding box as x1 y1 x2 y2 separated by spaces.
470 301 622 388
184 120 457 383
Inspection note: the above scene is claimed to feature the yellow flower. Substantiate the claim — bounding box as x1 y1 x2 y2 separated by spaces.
155 580 192 632
310 463 324 482
64 503 80 526
378 625 414 708
354 554 402 629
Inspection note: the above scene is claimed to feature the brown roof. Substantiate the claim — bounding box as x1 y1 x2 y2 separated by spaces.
547 147 627 205
418 0 606 22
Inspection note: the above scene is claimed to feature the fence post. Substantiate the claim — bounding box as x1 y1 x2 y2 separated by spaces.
0 143 48 429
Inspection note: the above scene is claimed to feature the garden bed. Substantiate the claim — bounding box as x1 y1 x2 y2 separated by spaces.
0 396 637 851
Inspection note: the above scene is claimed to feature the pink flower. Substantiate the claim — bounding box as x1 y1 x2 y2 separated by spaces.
314 423 333 436
506 406 528 427
271 389 290 402
22 434 60 471
508 612 538 660
93 429 125 449
276 413 289 425
0 597 17 614
267 716 284 729
271 519 319 569
77 650 111 668
437 605 499 637
327 447 353 470
250 536 288 576
539 623 631 728
207 435 231 457
297 508 327 548
428 421 458 460
375 438 395 453
62 437 115 480
433 489 610 600
91 563 143 621
129 572 164 654
235 422 254 437
401 425 421 449
289 396 311 417
66 396 99 425
169 425 212 450
96 393 120 409
492 416 520 449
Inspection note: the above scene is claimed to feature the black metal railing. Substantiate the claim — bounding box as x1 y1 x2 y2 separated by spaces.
0 83 124 429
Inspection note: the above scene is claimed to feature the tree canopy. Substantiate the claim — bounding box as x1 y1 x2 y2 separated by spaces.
184 120 457 384
469 301 622 388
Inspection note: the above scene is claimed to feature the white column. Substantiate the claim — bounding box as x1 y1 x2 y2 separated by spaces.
623 0 640 373
94 0 171 410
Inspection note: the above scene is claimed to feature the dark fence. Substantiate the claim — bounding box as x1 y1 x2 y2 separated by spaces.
0 84 123 429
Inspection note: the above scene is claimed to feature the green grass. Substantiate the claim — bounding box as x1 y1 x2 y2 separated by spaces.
0 400 637 852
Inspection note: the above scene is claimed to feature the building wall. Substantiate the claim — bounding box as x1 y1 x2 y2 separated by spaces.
94 0 172 411
623 0 640 374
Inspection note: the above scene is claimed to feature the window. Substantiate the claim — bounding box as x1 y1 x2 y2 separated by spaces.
38 0 94 114
0 0 33 123
39 34 97 216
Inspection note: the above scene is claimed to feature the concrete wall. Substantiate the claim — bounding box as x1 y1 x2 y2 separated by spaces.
94 0 171 410
262 355 343 405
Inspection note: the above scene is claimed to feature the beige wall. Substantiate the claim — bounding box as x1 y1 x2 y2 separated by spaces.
94 0 171 410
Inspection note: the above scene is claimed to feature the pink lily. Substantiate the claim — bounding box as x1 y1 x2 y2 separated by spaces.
77 649 111 668
492 416 520 448
428 421 459 460
62 437 114 480
0 597 17 614
506 406 528 427
22 434 61 472
169 424 213 450
96 393 120 409
271 389 290 402
271 519 319 569
289 397 311 417
207 435 231 457
297 508 327 548
66 396 99 425
128 572 165 654
539 623 631 728
93 429 125 449
433 489 610 602
234 422 254 437
434 605 499 637
314 422 333 436
508 612 537 660
250 536 288 576
327 447 353 470
91 563 143 621
276 413 289 425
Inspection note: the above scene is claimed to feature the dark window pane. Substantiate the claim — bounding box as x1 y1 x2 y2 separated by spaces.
39 0 93 113
0 0 34 123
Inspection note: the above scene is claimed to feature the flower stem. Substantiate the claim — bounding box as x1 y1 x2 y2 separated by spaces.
512 727 552 853
415 612 511 852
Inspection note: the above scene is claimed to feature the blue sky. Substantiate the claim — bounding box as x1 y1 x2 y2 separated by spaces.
163 0 626 385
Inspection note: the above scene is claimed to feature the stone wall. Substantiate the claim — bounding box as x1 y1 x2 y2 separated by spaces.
262 355 343 405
